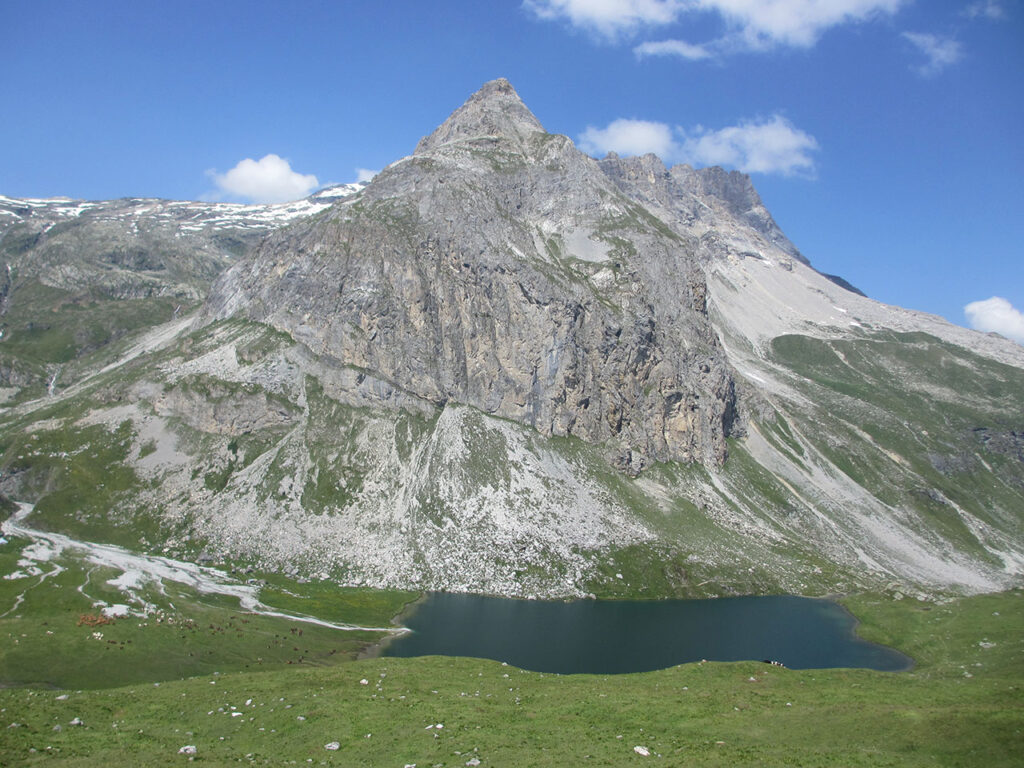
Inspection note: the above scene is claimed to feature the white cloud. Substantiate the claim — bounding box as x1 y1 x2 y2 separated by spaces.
577 114 819 176
695 0 907 49
902 32 964 76
523 0 685 40
527 0 907 51
964 297 1024 344
355 168 379 183
964 1 1006 20
680 115 819 175
634 38 712 59
208 154 319 204
578 118 680 158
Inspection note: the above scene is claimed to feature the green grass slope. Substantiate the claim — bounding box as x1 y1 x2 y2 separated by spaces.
768 331 1024 570
1 560 1020 767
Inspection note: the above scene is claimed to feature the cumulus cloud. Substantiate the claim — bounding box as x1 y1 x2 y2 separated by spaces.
697 0 907 49
577 114 819 176
964 0 1006 20
902 32 964 76
578 118 680 159
355 168 379 183
681 115 819 175
208 154 319 204
964 297 1024 344
526 0 907 51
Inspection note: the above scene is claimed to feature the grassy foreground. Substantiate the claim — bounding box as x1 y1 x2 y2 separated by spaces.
1 533 1021 767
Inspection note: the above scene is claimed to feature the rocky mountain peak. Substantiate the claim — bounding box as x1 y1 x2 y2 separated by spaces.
414 78 545 154
6 79 1023 604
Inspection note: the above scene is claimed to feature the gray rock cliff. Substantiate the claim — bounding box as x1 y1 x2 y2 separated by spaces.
205 79 740 468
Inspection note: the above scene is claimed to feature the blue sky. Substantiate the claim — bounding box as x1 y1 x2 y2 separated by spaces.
2 1 1022 338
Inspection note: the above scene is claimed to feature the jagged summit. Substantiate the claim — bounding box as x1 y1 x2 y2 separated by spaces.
414 78 545 154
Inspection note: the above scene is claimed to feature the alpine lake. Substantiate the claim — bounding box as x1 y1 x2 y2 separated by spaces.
383 593 912 674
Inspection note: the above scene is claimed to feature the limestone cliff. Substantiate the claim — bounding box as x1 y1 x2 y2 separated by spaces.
205 79 739 469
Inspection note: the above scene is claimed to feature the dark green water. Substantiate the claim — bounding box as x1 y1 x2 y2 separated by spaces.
384 593 911 674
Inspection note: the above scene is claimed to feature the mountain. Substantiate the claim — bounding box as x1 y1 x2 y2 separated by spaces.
1 79 1021 600
0 185 363 394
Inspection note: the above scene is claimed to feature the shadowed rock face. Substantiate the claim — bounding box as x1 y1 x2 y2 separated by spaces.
204 79 740 468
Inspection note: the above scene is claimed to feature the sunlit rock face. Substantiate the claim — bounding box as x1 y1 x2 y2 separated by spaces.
205 79 740 470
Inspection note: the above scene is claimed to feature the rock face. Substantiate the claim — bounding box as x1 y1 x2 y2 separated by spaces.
205 79 739 468
597 154 805 264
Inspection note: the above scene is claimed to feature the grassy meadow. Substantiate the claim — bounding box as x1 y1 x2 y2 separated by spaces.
0 530 1021 766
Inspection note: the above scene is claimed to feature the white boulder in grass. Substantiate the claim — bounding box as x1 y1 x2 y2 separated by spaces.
325 741 340 750
634 745 650 756
178 745 197 755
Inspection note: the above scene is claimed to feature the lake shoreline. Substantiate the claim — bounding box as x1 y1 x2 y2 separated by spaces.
380 591 915 674
359 590 429 660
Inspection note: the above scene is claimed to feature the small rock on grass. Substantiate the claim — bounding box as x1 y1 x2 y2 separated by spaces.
324 742 340 751
178 745 197 755
634 745 650 756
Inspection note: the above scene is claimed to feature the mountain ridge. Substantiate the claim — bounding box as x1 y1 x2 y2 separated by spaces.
0 79 1021 600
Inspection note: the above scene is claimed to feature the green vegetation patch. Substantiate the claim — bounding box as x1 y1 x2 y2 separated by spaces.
0 280 180 367
0 587 1020 766
0 420 163 549
769 331 1024 561
258 576 417 628
0 537 407 690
